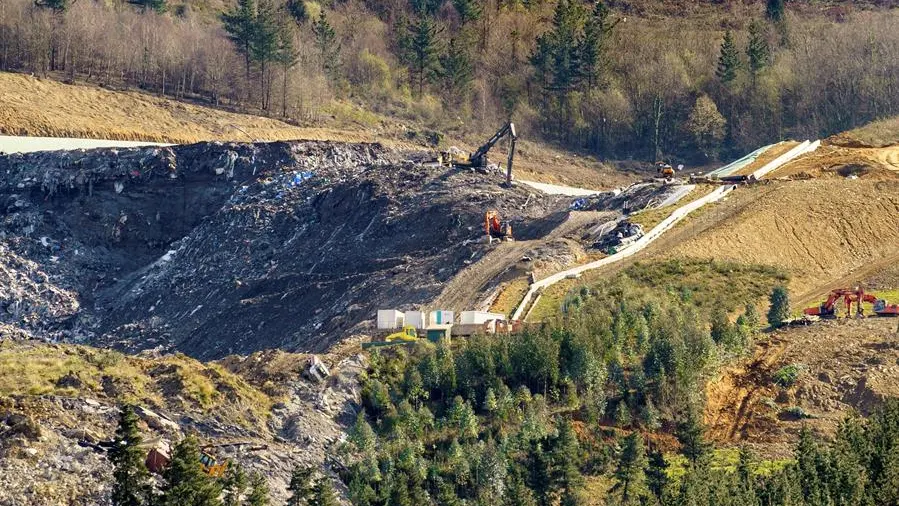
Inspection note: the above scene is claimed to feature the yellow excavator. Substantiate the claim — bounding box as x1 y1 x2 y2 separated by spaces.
362 325 420 349
441 122 518 186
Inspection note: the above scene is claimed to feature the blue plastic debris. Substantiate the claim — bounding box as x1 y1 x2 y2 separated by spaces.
290 171 314 187
570 198 587 211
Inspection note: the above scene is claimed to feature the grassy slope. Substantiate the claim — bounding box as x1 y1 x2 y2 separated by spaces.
0 340 272 428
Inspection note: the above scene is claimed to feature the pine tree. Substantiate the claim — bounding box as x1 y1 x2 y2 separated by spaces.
221 461 248 506
286 465 315 506
676 411 711 464
309 477 339 506
578 1 613 91
158 436 222 506
284 0 307 26
716 30 741 84
276 19 299 117
766 0 785 23
404 16 443 98
612 433 649 505
311 10 341 81
743 303 760 329
645 447 669 501
767 286 791 328
439 38 474 106
222 0 257 81
110 405 151 506
747 19 770 77
251 0 281 110
452 0 481 26
246 472 269 506
551 419 583 496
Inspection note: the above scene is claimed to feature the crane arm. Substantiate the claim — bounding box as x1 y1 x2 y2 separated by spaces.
470 123 517 166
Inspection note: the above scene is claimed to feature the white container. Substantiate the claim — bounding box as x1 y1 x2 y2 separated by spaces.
377 310 405 330
460 311 506 325
405 311 427 329
429 310 455 325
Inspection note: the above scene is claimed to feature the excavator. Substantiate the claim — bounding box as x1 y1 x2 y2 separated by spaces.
441 123 518 186
485 209 513 242
804 287 899 318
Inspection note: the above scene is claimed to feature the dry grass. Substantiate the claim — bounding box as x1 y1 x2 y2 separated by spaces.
0 341 271 427
489 278 531 318
834 116 899 148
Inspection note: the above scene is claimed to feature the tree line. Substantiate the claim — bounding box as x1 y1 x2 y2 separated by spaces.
2 0 899 161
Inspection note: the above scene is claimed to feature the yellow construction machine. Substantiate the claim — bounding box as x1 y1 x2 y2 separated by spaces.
440 122 518 186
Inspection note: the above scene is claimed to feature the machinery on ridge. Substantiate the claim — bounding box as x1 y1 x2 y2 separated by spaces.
804 287 899 318
485 210 513 242
441 122 518 186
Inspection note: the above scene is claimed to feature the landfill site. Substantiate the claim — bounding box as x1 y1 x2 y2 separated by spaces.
0 126 898 504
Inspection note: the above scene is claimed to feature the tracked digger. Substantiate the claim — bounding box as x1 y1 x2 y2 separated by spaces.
441 122 518 186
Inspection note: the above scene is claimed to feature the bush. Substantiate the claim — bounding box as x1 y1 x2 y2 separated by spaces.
772 364 802 388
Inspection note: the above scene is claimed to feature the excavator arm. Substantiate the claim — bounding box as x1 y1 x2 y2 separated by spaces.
465 122 518 186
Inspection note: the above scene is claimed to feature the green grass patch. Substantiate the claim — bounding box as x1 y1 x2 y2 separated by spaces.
772 364 803 388
530 259 789 321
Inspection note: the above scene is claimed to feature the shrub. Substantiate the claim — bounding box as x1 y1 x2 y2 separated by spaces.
772 364 802 388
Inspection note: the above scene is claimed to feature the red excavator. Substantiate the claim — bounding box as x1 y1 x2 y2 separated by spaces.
804 287 899 318
485 210 513 242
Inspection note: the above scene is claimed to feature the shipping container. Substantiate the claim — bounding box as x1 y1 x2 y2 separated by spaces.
405 310 427 329
429 310 455 325
459 311 506 325
377 310 405 329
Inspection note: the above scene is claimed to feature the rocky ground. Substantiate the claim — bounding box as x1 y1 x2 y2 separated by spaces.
0 339 367 505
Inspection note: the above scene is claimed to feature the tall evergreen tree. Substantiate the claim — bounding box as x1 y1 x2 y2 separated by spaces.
286 465 316 506
716 30 741 84
221 461 248 506
767 286 791 328
439 38 474 106
110 405 151 506
158 436 222 506
251 0 281 110
284 0 307 26
612 433 648 505
766 0 785 23
246 472 269 506
311 11 341 81
276 18 299 117
578 1 614 91
403 16 443 97
676 411 711 464
309 477 339 506
452 0 481 26
222 0 257 81
645 447 669 501
747 19 770 77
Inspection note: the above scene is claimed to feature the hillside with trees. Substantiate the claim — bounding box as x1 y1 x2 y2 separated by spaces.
2 0 899 163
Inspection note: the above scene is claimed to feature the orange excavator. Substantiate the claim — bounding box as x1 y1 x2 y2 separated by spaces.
804 287 899 318
485 210 513 242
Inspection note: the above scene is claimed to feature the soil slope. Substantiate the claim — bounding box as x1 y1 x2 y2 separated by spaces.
667 179 899 299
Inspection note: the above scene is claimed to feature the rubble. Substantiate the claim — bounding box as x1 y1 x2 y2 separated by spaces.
0 140 560 358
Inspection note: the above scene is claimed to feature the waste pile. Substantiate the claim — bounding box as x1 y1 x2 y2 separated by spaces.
0 141 556 358
569 182 684 214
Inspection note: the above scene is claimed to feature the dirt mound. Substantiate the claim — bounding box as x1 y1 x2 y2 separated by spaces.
705 318 899 452
770 144 899 179
667 179 899 299
0 141 562 358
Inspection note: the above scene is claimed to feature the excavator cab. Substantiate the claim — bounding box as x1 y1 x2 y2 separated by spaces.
485 210 513 242
385 325 418 343
656 162 675 178
200 451 228 477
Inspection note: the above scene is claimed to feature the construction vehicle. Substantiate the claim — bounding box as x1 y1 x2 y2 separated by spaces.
199 450 228 477
485 210 513 242
362 325 421 349
593 220 643 253
804 287 899 318
443 123 518 186
657 162 675 178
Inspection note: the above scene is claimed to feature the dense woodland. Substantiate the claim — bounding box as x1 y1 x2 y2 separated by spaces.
334 271 899 506
2 0 899 162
